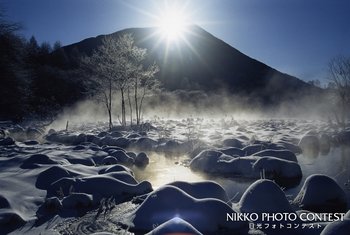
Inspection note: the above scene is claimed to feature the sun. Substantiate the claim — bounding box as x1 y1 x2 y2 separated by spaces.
157 8 189 41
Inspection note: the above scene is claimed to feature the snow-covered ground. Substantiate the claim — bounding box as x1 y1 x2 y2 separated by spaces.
0 118 349 234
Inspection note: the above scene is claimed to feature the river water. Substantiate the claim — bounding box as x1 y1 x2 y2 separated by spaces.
133 146 350 204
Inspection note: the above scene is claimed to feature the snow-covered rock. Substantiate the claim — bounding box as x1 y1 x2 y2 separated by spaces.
335 130 350 145
145 217 203 235
36 197 62 217
75 176 152 199
222 138 243 148
131 137 157 150
345 210 350 219
109 150 134 165
242 144 265 155
276 140 302 154
252 149 298 162
47 177 77 198
110 131 123 138
23 140 39 145
293 174 348 212
167 181 229 202
134 152 149 167
131 185 248 233
320 219 350 235
102 172 138 185
189 150 223 173
99 164 133 175
0 210 25 227
215 157 258 177
126 151 136 159
0 195 10 209
237 179 294 213
219 147 244 157
0 137 15 146
156 140 191 154
63 154 95 166
36 166 77 189
102 156 119 165
61 193 93 209
26 127 43 139
252 157 302 180
21 154 58 169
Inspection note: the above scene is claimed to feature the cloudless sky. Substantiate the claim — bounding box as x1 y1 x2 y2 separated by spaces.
1 0 349 83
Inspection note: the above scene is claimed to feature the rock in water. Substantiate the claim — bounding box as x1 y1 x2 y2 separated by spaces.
238 179 294 213
293 174 348 213
298 135 319 157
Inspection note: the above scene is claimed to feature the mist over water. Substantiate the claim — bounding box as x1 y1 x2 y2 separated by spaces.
50 89 334 130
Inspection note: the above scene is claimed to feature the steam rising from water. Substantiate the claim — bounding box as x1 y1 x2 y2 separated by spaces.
50 89 333 130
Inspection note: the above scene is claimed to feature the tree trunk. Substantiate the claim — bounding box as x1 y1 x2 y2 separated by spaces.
108 107 112 130
138 86 146 125
105 82 113 130
121 88 126 126
134 79 139 125
127 87 133 126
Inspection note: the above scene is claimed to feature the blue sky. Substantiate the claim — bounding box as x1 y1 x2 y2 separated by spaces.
1 0 349 83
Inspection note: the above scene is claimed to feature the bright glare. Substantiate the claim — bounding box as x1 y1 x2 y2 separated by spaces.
157 8 188 41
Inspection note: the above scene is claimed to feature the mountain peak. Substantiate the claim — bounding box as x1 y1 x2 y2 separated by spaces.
62 26 315 103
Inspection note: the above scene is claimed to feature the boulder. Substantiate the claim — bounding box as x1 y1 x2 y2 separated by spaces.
293 174 348 213
238 179 294 213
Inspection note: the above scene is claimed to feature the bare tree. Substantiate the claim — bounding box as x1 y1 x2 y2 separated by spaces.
81 47 115 130
135 62 160 125
328 55 350 128
80 33 159 128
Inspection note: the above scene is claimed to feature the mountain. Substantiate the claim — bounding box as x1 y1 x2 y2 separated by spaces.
62 25 317 104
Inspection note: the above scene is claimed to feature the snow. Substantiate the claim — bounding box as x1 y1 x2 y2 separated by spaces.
99 164 133 175
109 150 134 165
252 157 302 179
21 153 67 169
236 179 294 213
189 150 224 173
218 147 244 157
61 193 93 210
293 174 348 213
102 156 119 165
190 148 301 184
166 181 229 202
100 171 138 184
215 156 258 177
74 175 152 199
36 166 76 189
130 185 248 233
145 217 203 235
0 119 349 234
252 149 298 162
242 144 266 155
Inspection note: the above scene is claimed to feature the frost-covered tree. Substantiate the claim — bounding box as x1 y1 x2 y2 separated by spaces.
133 62 160 125
328 55 350 127
81 33 159 128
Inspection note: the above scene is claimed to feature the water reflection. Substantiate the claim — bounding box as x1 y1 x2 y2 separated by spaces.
132 153 208 189
133 147 350 205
